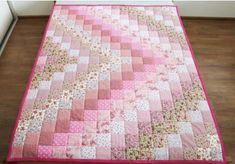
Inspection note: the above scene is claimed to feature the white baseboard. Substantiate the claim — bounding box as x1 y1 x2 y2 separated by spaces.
174 1 235 18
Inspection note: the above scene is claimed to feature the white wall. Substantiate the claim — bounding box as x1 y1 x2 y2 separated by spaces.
9 1 54 16
175 1 235 18
7 1 235 17
0 1 13 44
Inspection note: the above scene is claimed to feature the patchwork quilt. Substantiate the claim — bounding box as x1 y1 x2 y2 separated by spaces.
8 5 226 164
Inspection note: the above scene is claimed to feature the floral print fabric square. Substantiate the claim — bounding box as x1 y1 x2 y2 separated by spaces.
8 5 224 163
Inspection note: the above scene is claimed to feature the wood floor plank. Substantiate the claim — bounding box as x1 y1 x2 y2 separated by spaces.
0 17 234 164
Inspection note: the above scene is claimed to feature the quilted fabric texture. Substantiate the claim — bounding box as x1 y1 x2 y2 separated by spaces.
8 5 224 162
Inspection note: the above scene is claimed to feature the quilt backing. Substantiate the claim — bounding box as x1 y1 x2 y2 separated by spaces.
8 5 225 163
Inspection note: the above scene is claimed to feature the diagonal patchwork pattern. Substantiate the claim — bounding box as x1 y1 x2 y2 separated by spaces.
9 5 224 162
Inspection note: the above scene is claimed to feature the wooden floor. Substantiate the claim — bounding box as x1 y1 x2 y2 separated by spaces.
0 17 234 164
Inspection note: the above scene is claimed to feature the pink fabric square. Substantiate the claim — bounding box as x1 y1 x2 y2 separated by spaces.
111 72 122 80
98 110 110 121
11 145 23 158
77 64 88 72
142 49 153 57
111 90 123 99
98 89 111 99
143 57 155 64
57 109 71 121
99 80 110 89
137 111 151 122
169 147 183 160
53 133 68 146
133 64 144 72
191 123 206 136
70 109 84 121
144 65 156 72
97 121 110 133
125 121 138 135
111 134 125 148
24 132 40 145
96 147 111 159
39 132 54 145
111 42 121 49
122 72 134 80
82 133 96 146
110 80 123 89
123 81 135 90
121 49 131 56
201 111 214 123
23 99 34 110
85 99 98 110
38 146 53 158
149 100 162 111
98 100 110 110
36 89 49 99
52 146 66 158
23 144 37 157
122 64 133 72
86 90 98 99
55 120 70 133
69 121 84 133
41 121 56 132
84 121 97 133
72 100 84 110
134 72 146 80
84 110 97 121
68 134 82 146
180 134 196 148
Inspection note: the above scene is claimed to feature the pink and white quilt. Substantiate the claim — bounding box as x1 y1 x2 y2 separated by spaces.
7 4 226 164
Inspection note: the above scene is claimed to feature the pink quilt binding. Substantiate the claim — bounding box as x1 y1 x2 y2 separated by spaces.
7 4 226 164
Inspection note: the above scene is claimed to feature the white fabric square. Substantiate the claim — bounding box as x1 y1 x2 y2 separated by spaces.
167 134 182 148
110 121 124 134
53 72 65 81
154 148 169 160
39 81 51 90
79 57 89 64
124 110 137 121
27 89 38 99
177 122 193 134
65 64 77 72
81 146 96 159
188 111 203 123
96 133 111 147
135 100 149 111
198 100 210 111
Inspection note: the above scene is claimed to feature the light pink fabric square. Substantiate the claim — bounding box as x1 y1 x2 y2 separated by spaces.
68 134 82 146
11 145 23 158
125 121 138 135
201 111 214 123
84 121 97 133
169 147 183 160
98 110 110 121
57 109 71 121
149 100 162 111
111 134 125 148
38 146 53 158
96 147 111 159
191 123 206 136
137 111 151 122
52 146 66 158
69 121 84 133
180 134 196 148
